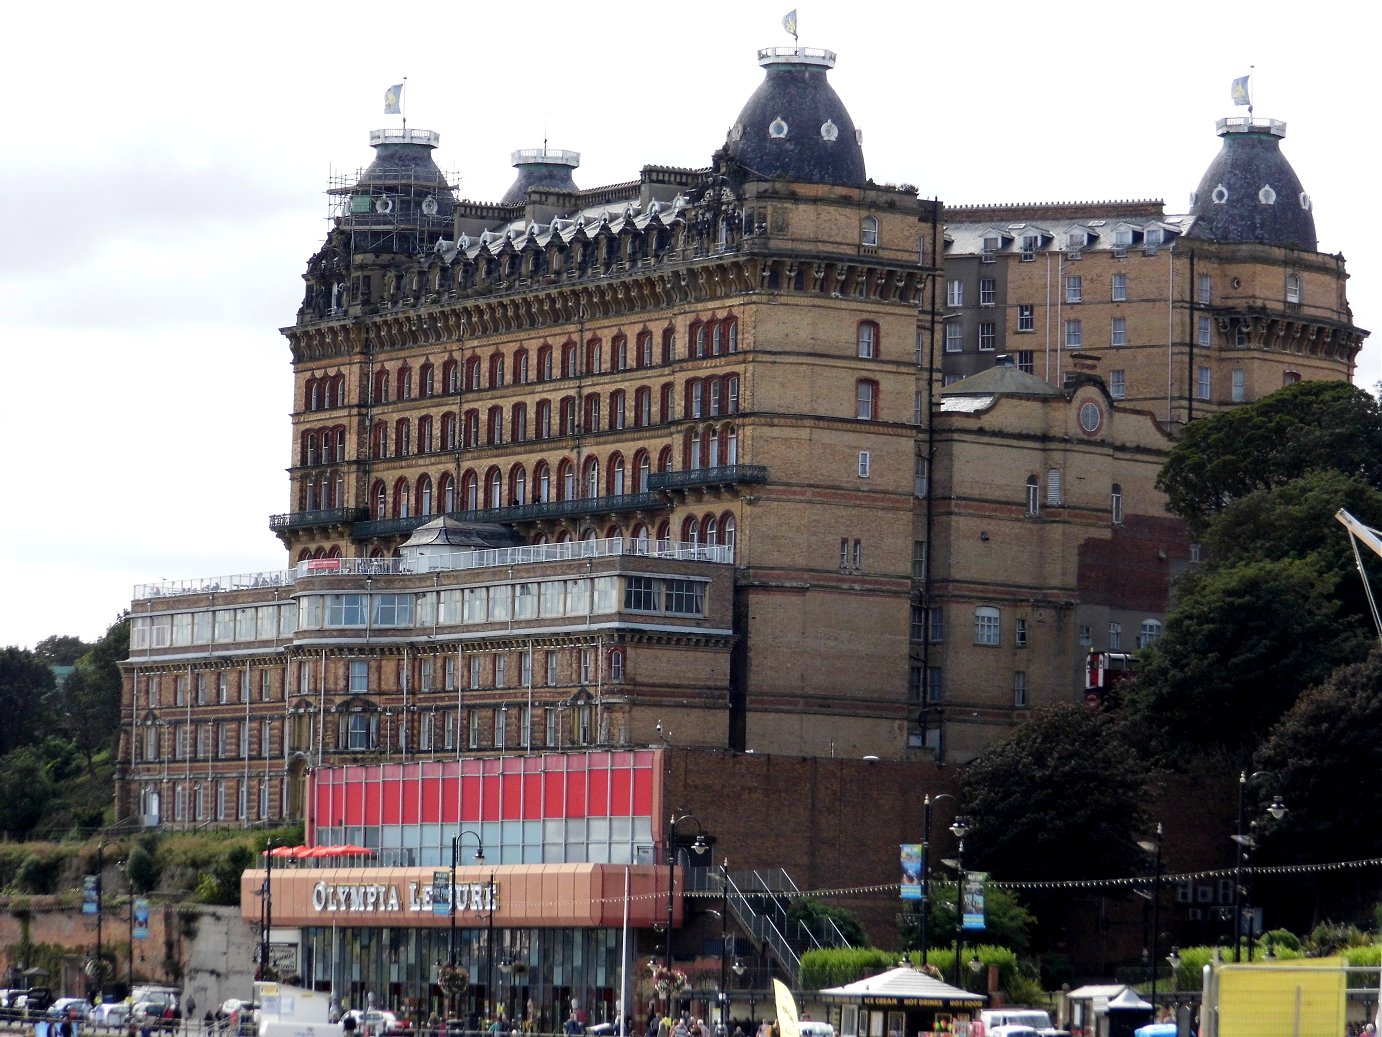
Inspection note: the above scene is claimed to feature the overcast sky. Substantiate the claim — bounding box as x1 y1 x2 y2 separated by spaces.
1 0 1373 651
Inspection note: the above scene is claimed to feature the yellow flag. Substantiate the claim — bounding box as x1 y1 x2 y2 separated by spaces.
772 979 800 1037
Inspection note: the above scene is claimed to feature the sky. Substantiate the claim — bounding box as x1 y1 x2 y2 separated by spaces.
1 0 1374 651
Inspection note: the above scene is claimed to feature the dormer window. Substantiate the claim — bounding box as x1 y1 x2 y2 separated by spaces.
1066 230 1086 250
982 235 1001 252
1021 234 1040 253
1113 227 1134 247
1145 227 1164 246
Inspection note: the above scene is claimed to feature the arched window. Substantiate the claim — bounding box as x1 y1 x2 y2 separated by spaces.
514 349 530 384
585 337 603 373
561 341 579 377
396 366 413 399
634 450 652 492
439 473 456 513
974 606 1001 645
583 456 600 498
1111 483 1124 525
704 514 718 545
610 390 626 430
1138 619 1163 648
612 334 629 371
464 356 482 390
489 353 505 387
861 215 879 247
707 425 721 468
441 413 458 450
660 383 674 423
724 426 738 465
461 470 479 511
511 402 528 442
534 462 552 503
658 446 674 472
631 523 650 552
682 516 700 543
373 368 389 404
371 421 389 459
609 454 626 495
687 428 702 470
709 379 722 416
417 416 433 453
510 464 527 506
634 386 652 427
636 331 654 367
583 392 601 432
487 406 504 445
393 477 411 518
724 316 739 353
656 521 670 544
1025 475 1040 516
558 459 576 501
661 327 676 364
306 378 321 411
559 397 577 436
726 375 740 414
420 362 435 397
692 321 708 358
536 344 554 381
442 359 459 394
1046 468 1063 506
857 321 880 358
463 410 479 448
1286 272 1302 305
721 512 736 556
712 321 724 356
417 474 434 516
856 379 879 420
487 468 503 509
371 476 387 517
608 649 625 682
303 431 318 467
395 418 410 456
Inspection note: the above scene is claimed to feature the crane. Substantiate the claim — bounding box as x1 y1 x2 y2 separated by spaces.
1335 509 1382 644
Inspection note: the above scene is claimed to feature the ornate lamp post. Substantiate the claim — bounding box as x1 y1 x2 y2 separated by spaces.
921 793 958 966
1137 824 1164 1009
949 817 969 989
664 813 707 1016
443 831 484 1022
1232 772 1285 962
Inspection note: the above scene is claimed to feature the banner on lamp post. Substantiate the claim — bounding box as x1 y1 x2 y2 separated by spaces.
962 871 987 930
900 844 924 901
133 899 150 939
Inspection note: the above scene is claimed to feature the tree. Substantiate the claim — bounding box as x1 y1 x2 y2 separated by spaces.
960 705 1152 884
0 746 56 835
1156 381 1382 532
901 882 1036 955
56 616 127 771
32 635 91 666
0 647 56 756
788 897 870 947
1122 557 1371 763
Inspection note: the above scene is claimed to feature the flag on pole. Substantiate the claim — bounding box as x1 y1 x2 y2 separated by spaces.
1231 75 1251 107
384 83 404 115
772 979 801 1037
782 9 798 40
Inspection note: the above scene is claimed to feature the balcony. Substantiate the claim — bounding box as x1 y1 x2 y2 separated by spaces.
269 507 369 532
647 464 768 492
351 491 671 540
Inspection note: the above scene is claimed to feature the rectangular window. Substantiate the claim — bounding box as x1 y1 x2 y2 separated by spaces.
946 280 964 307
1110 370 1126 399
1111 318 1127 346
858 451 871 478
978 322 996 351
1065 318 1082 348
1065 275 1083 303
664 579 704 616
1198 366 1212 400
1015 618 1028 647
1111 272 1127 302
1017 304 1035 333
1198 273 1212 304
945 323 964 353
1232 368 1246 402
975 607 1001 646
1016 350 1035 375
624 576 657 612
910 605 925 643
927 666 944 703
1109 621 1123 651
979 278 996 307
1198 315 1212 347
546 651 559 685
469 656 483 689
915 454 929 497
912 540 927 580
349 660 368 693
1013 671 1028 707
1078 624 1092 647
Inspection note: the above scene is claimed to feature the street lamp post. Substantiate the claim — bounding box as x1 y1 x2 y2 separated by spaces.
1232 772 1286 962
922 793 958 966
449 831 485 1023
665 813 708 1017
950 817 969 989
1137 824 1164 1010
718 860 729 1029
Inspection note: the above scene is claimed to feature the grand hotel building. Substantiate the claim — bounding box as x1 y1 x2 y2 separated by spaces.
117 35 1365 1010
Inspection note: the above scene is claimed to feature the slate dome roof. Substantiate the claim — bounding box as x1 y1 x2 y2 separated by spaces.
500 148 581 205
1184 118 1316 251
353 128 455 221
724 47 866 187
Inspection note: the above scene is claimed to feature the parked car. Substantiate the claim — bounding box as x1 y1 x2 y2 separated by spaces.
344 1010 404 1035
19 988 55 1013
48 998 92 1021
89 1003 132 1028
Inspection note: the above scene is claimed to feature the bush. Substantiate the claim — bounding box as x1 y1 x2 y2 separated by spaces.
15 853 60 894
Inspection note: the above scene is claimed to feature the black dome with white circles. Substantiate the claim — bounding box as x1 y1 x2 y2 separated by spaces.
723 47 866 187
1185 118 1316 251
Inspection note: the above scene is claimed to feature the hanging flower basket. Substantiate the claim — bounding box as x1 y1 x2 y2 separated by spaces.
438 963 470 999
648 961 687 996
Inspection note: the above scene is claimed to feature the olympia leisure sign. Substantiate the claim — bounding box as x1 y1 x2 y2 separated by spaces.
311 879 498 915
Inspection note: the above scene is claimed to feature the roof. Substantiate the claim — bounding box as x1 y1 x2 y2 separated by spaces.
1066 985 1130 1000
939 364 1064 403
817 966 986 1008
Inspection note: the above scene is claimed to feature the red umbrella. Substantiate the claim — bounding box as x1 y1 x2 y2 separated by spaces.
297 845 334 858
266 844 305 859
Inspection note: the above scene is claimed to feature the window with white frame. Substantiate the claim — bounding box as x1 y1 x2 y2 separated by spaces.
1013 671 1028 707
1110 370 1126 399
1197 366 1212 400
1286 272 1301 304
1025 475 1040 516
861 215 879 246
979 278 996 307
1111 272 1128 301
1111 318 1127 346
1198 273 1212 304
1046 468 1063 506
1015 618 1028 647
946 280 964 307
349 660 368 693
1017 304 1034 332
979 322 996 351
1138 619 1163 647
1232 369 1245 402
1065 275 1083 303
1108 621 1122 650
1065 319 1082 348
945 323 964 352
912 540 927 579
855 379 879 420
975 607 1001 645
858 451 871 478
1111 483 1124 525
857 321 879 358
1198 315 1213 347
915 454 929 496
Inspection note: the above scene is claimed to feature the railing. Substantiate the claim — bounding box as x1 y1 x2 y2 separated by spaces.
295 537 732 579
269 507 369 531
134 569 295 600
647 465 768 492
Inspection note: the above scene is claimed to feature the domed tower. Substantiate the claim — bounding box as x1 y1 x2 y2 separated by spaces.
1184 117 1316 250
500 148 580 205
338 127 456 256
723 46 866 186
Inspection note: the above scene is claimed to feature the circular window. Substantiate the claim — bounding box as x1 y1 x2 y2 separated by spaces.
1211 183 1229 205
820 119 839 142
1079 401 1102 434
375 195 393 214
769 117 789 139
1258 184 1277 205
1300 191 1312 211
421 195 438 216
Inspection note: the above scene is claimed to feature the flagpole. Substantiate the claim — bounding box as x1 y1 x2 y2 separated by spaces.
402 75 408 133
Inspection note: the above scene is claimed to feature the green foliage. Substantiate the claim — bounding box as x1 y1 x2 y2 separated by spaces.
798 948 898 990
0 747 56 834
903 884 1036 955
126 838 161 895
56 616 128 771
901 945 1023 997
196 844 255 905
1260 928 1301 952
32 636 91 666
0 647 56 757
1123 557 1369 763
1255 652 1382 867
1306 921 1369 955
15 853 61 894
960 705 1152 884
1156 381 1382 532
788 897 869 948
